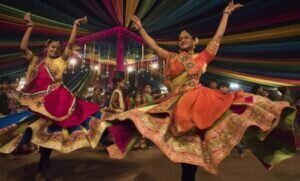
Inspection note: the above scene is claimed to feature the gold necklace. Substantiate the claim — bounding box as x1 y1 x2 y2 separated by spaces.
187 51 194 55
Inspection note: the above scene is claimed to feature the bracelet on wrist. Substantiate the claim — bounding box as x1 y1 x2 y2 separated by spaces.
74 22 80 26
26 23 33 27
223 11 231 15
136 26 143 31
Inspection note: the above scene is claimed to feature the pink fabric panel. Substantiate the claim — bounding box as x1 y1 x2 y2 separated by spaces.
245 96 254 103
102 0 120 25
112 0 124 25
22 64 53 93
44 86 75 118
76 27 143 45
108 121 136 153
54 99 99 127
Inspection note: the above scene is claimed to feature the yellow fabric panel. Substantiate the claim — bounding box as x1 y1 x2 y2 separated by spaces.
125 0 139 27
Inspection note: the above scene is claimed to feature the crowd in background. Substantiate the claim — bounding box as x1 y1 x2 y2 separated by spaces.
1 76 299 156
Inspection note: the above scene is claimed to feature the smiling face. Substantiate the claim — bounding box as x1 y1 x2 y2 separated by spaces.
46 41 63 59
178 31 195 51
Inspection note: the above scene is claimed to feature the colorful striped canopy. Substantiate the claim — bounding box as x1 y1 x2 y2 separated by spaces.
0 0 299 91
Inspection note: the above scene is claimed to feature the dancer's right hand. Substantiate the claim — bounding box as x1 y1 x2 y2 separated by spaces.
131 16 142 30
75 16 88 26
24 12 33 26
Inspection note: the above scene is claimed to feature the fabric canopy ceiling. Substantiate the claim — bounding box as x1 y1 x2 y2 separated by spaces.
0 0 299 90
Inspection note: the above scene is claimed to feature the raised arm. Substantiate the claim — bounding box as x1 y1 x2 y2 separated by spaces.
214 1 243 40
61 16 88 60
131 16 169 60
206 0 243 56
20 12 36 61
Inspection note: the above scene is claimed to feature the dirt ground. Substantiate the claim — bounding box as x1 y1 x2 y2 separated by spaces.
0 146 299 181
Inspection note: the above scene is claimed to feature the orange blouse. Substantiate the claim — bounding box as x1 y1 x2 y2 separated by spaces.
162 40 243 132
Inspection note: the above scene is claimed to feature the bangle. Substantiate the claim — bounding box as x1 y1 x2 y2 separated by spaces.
26 23 33 27
136 26 143 31
223 11 231 15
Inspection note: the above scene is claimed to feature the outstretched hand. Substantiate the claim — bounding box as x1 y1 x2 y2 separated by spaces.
131 16 142 30
75 16 88 26
24 12 33 25
224 0 243 14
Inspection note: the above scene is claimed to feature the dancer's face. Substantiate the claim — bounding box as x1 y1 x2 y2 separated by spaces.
178 31 194 51
46 41 62 59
